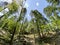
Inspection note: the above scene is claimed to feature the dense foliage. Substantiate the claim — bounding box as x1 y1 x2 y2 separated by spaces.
0 0 60 45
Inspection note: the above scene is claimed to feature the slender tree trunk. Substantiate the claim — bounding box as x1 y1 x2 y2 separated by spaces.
36 20 41 38
9 26 16 45
34 30 36 45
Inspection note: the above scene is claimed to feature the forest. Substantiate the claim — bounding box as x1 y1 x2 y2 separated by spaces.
0 0 60 45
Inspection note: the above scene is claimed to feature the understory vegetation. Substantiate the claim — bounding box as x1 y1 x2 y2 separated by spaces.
0 0 60 45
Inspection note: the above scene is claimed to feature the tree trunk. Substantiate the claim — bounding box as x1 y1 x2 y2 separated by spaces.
9 26 16 45
36 20 41 38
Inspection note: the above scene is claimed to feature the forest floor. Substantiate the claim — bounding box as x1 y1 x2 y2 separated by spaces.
23 32 60 45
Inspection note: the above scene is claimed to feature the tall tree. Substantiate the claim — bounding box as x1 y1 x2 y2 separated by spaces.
44 0 60 32
0 0 27 45
31 10 48 38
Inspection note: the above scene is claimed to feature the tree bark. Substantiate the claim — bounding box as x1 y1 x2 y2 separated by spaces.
36 20 41 38
9 26 16 45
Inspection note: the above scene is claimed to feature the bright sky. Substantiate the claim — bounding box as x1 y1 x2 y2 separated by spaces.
0 0 49 20
25 0 49 20
0 0 12 3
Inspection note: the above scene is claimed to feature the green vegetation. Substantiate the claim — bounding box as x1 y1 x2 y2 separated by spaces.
0 0 60 45
0 6 3 11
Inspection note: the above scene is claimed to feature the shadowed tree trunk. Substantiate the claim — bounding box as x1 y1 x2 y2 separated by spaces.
36 20 41 38
9 26 16 45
